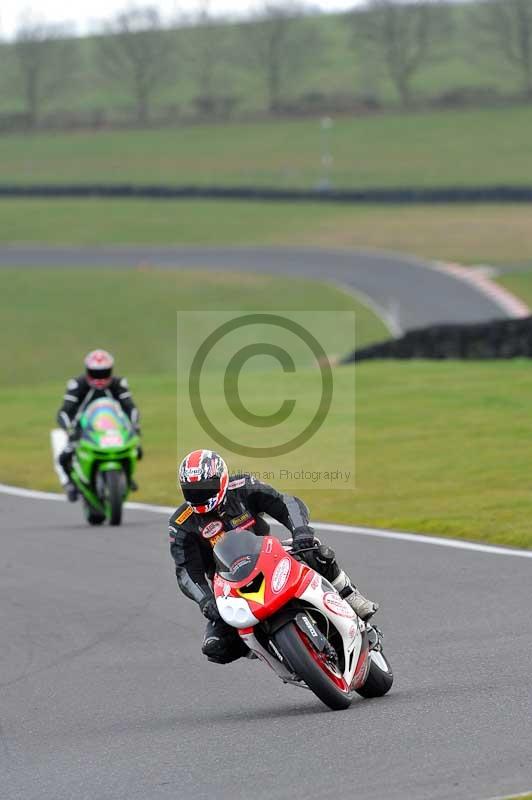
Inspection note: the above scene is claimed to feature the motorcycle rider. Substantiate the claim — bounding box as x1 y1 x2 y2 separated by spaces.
56 349 141 501
169 449 379 665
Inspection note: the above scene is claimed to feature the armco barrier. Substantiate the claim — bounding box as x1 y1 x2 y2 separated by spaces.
342 317 532 363
2 184 532 203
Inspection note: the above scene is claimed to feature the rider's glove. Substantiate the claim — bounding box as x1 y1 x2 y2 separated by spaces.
67 424 80 443
291 525 316 554
200 596 221 622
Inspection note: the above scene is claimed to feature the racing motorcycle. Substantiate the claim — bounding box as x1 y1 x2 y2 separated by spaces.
69 398 140 526
213 530 393 710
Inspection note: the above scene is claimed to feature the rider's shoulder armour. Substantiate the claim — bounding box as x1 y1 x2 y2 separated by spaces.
227 473 255 492
170 503 194 529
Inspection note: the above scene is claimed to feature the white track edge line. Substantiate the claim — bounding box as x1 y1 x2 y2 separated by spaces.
331 279 403 338
432 261 530 319
1 482 531 560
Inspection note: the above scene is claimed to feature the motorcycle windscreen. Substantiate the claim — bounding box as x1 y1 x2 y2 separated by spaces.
82 399 128 444
214 531 263 582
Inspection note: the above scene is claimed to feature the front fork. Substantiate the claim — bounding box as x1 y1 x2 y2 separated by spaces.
72 461 127 514
366 624 384 652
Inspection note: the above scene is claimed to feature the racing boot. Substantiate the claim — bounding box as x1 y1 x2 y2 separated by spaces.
65 482 78 502
332 571 379 621
202 618 250 664
59 447 78 502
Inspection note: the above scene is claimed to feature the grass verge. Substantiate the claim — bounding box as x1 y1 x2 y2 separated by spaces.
2 361 531 548
0 268 530 548
3 199 532 265
2 107 532 189
0 267 385 385
497 270 532 308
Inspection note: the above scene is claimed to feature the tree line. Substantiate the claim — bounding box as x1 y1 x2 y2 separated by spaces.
2 0 532 130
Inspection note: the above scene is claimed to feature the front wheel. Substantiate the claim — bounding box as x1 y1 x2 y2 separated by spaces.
104 469 125 526
356 650 393 698
273 622 353 711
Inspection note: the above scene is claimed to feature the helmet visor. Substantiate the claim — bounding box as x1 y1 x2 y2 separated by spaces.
181 477 221 506
87 367 112 380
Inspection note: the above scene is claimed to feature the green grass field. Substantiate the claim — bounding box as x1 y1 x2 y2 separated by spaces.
0 268 385 385
2 106 532 189
502 795 532 800
1 268 531 549
497 270 532 306
3 198 532 266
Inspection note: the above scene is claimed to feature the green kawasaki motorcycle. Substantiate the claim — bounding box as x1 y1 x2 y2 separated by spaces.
71 398 140 526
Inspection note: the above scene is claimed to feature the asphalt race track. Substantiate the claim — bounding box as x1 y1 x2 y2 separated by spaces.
2 246 530 799
1 493 531 800
0 245 512 333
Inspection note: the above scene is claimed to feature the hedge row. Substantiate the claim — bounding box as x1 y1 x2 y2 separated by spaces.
343 317 532 363
2 184 532 203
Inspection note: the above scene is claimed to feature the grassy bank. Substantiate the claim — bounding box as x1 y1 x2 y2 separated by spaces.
3 199 532 266
497 270 532 307
2 106 532 189
2 362 531 549
0 268 385 385
0 268 530 548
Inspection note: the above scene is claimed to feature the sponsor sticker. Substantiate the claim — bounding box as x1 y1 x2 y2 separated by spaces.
230 555 252 575
101 433 123 447
228 477 246 489
323 592 356 619
310 573 320 590
230 512 256 530
301 615 319 639
272 557 291 593
175 506 193 525
201 521 224 539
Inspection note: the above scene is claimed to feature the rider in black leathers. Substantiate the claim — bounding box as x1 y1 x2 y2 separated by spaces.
169 449 378 665
56 350 140 500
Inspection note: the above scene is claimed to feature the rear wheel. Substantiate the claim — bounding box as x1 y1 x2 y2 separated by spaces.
356 650 393 698
105 469 124 526
274 622 353 711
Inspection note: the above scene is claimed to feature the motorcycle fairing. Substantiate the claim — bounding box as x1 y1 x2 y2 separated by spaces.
213 532 368 690
70 398 140 516
213 535 313 624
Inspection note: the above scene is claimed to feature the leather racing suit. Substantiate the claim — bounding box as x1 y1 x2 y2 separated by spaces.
168 473 343 664
56 375 140 479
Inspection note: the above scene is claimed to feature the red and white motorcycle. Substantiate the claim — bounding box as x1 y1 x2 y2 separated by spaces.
213 530 393 711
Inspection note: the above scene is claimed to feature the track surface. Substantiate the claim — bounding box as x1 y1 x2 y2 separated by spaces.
0 245 510 332
2 494 531 800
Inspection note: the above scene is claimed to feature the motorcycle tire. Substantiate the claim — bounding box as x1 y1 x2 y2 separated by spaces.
105 469 124 526
83 499 105 526
356 650 393 699
274 622 353 711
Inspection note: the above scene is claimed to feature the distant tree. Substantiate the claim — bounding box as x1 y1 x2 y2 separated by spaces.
470 0 532 97
241 2 322 112
351 0 453 108
189 0 230 114
97 7 175 124
13 17 78 128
